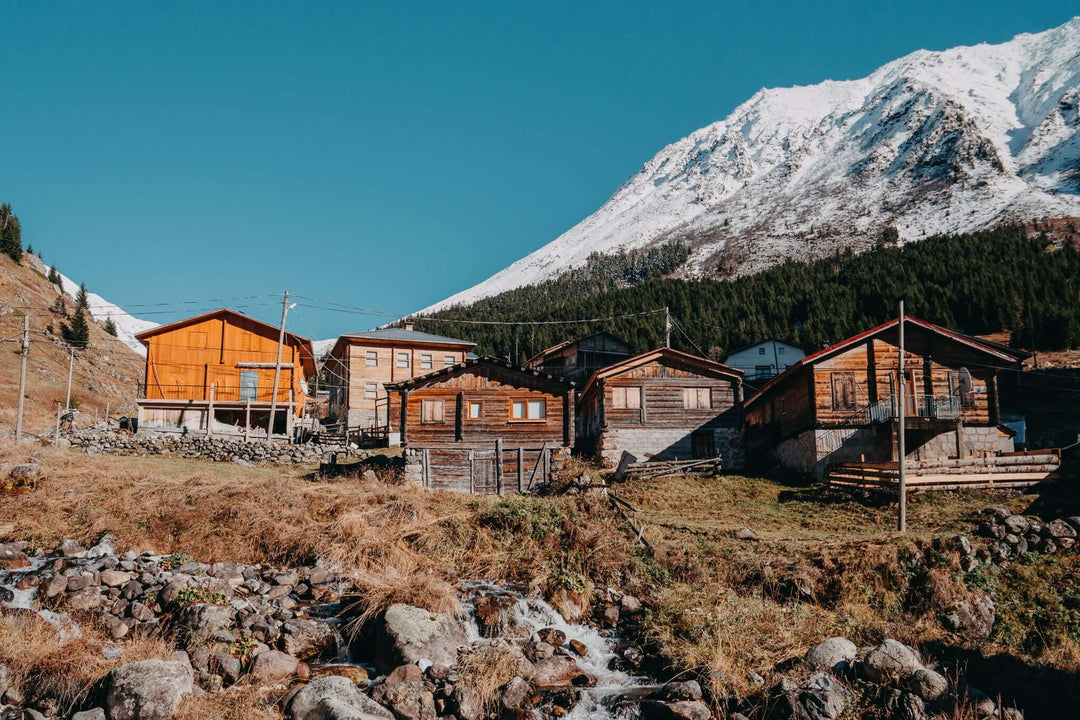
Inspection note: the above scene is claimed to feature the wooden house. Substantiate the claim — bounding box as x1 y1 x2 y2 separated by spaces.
386 357 575 493
324 323 475 438
743 315 1028 479
723 339 806 383
135 309 315 437
526 331 633 384
576 347 745 468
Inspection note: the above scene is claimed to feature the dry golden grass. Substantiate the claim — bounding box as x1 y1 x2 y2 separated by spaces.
0 611 172 712
174 682 286 720
343 570 463 627
456 642 523 712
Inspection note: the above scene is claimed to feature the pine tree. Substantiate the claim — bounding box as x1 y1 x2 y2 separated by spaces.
0 203 22 263
50 294 67 317
76 283 89 310
104 318 118 337
47 265 61 286
62 306 90 349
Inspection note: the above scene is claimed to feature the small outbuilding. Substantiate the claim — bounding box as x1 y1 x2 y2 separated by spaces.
525 330 633 384
576 347 745 468
386 357 575 494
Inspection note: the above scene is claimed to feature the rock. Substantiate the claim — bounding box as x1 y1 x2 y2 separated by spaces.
65 587 104 611
964 686 997 718
212 646 243 684
735 527 757 540
105 659 194 720
862 640 922 683
72 709 107 720
889 691 928 720
661 681 702 701
8 463 43 488
373 604 467 672
251 650 301 684
620 594 643 615
103 613 130 639
613 641 644 670
361 469 381 485
0 662 8 699
603 605 620 627
568 639 588 657
370 680 437 720
181 603 236 643
42 574 68 598
315 665 369 683
57 539 86 557
531 656 586 689
1043 519 1077 539
954 536 972 557
501 677 532 710
1002 516 1029 535
641 700 711 720
944 591 995 640
0 545 30 570
453 686 483 720
908 668 949 704
288 676 395 720
1064 516 1080 533
804 637 857 674
780 672 852 720
386 664 422 685
99 570 133 588
283 618 337 661
536 627 567 647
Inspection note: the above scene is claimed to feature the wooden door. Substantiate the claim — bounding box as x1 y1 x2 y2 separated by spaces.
692 429 715 459
903 370 918 416
471 450 498 494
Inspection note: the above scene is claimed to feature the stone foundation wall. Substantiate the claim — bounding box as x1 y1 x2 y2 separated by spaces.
65 429 356 465
597 426 744 470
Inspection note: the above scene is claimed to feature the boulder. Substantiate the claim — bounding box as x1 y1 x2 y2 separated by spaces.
1043 519 1077 539
661 681 702 701
1002 516 1029 535
105 659 194 720
500 677 532 710
370 680 437 720
641 700 712 720
72 710 107 720
535 627 567 647
99 570 133 588
780 673 852 720
8 463 43 489
282 618 337 661
0 545 30 570
65 587 104 611
531 655 586 689
620 594 643 615
908 668 949 705
288 677 395 720
181 603 236 643
944 591 995 640
889 691 928 720
804 637 857 674
57 539 86 557
453 685 483 720
862 640 922 683
568 639 588 657
373 604 467 672
385 664 422 685
314 665 368 683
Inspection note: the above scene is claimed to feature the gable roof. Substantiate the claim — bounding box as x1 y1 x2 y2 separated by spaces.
330 328 475 360
526 330 631 366
385 356 574 392
744 315 1027 408
134 308 316 374
579 347 743 399
724 338 807 358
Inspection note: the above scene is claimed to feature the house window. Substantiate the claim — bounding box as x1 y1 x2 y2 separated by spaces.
831 373 857 411
420 354 433 371
365 350 378 366
239 370 259 401
588 338 595 348
444 355 456 366
364 383 377 400
612 386 641 409
421 399 445 423
468 401 482 419
510 398 546 421
755 365 772 378
778 347 786 355
610 342 618 351
683 387 712 409
396 352 410 368
758 347 766 355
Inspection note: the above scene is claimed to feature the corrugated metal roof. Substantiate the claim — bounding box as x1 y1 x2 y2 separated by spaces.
340 328 475 346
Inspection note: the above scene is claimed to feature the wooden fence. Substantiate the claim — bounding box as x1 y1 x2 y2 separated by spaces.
826 450 1062 493
416 440 565 494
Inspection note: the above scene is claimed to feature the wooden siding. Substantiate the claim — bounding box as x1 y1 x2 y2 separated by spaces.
598 360 741 430
392 364 572 448
142 314 307 415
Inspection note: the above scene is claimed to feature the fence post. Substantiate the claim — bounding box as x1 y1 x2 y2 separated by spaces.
244 400 252 442
495 439 503 494
105 402 110 429
516 447 523 496
207 383 215 438
53 403 62 447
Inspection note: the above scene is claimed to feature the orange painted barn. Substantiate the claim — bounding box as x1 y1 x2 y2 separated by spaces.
135 309 315 437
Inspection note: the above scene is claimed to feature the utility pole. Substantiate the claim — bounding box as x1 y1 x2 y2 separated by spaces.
15 315 29 444
266 291 291 443
897 300 907 533
65 347 74 410
664 307 671 348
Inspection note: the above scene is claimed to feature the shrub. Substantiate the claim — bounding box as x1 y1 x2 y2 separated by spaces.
476 498 564 540
174 586 228 608
342 569 461 628
161 552 197 570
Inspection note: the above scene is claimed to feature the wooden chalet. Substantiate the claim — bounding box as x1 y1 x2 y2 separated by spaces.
744 315 1035 482
385 357 574 494
324 322 475 440
576 347 745 468
526 330 633 384
135 309 315 437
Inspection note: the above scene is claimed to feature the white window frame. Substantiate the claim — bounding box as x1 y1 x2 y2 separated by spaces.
420 353 433 371
683 387 712 409
468 401 482 419
364 382 377 400
396 351 410 369
421 398 445 424
612 386 641 409
510 398 547 422
444 355 456 367
365 350 378 366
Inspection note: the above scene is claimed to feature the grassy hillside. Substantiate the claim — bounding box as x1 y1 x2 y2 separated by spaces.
0 254 145 435
420 226 1080 362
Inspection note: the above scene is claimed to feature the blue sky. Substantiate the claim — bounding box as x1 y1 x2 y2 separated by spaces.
2 1 1076 339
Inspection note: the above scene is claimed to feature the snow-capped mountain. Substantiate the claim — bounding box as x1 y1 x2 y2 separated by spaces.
425 17 1080 312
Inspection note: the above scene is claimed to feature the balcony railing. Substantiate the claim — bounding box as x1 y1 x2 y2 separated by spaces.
863 394 962 424
138 383 295 404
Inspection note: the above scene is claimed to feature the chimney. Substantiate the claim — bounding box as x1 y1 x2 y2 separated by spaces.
403 318 415 332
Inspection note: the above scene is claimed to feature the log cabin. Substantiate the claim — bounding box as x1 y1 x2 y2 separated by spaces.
135 309 315 437
743 315 1028 479
525 330 633 384
386 357 575 493
324 322 475 439
576 347 745 468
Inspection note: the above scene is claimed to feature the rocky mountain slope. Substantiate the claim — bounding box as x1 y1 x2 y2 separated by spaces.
0 255 146 435
426 17 1080 312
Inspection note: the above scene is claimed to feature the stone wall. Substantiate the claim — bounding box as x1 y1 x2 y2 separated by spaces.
65 429 355 465
597 426 744 470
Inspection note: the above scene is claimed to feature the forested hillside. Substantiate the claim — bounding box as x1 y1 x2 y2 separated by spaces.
419 226 1080 362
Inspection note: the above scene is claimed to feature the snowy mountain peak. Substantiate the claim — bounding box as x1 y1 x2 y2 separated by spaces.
425 17 1080 312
